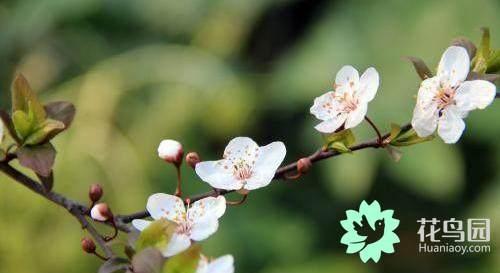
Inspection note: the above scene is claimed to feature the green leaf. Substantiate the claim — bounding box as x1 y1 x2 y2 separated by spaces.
405 56 433 80
24 119 65 146
136 219 177 253
98 257 130 273
12 110 34 140
162 245 201 273
44 101 76 129
132 248 165 273
16 143 56 177
322 129 355 149
472 27 491 74
390 128 434 146
486 49 500 73
387 123 402 142
385 145 402 162
330 142 351 153
0 110 21 144
11 74 46 124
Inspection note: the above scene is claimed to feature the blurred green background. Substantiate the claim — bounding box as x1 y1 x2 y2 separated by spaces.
0 0 499 272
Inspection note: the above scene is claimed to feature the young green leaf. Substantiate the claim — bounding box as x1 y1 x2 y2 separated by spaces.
11 74 46 124
390 128 434 146
136 219 177 253
472 27 491 73
162 245 201 273
0 110 21 144
12 110 33 140
132 248 165 273
16 143 56 177
330 142 351 153
322 129 356 149
24 119 65 146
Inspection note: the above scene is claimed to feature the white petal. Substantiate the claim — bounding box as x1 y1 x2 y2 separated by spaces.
245 141 286 190
344 103 367 129
188 196 226 223
223 137 259 162
131 219 152 231
437 46 470 86
190 219 219 241
455 80 496 111
335 65 360 93
157 139 183 162
437 107 466 144
314 114 347 133
146 193 186 222
411 103 439 137
310 91 340 121
195 160 242 190
358 67 379 102
207 255 234 273
162 233 191 257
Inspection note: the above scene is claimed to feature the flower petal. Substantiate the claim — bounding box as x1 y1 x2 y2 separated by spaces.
195 160 242 190
314 114 347 133
344 103 367 129
455 80 496 111
146 193 185 222
245 141 286 190
162 233 191 257
335 65 360 93
437 46 470 86
190 218 219 241
358 67 379 102
310 91 340 121
437 107 466 144
206 255 234 273
188 196 226 223
411 104 439 137
223 137 259 162
131 219 152 231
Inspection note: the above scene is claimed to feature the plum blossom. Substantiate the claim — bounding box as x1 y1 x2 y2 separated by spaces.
196 254 234 273
158 139 183 165
90 203 112 222
310 65 380 133
411 46 496 143
195 137 286 191
132 194 226 257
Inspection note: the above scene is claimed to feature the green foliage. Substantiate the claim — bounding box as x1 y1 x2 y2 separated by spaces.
16 143 56 177
322 129 356 153
389 125 434 146
162 245 201 273
136 219 177 253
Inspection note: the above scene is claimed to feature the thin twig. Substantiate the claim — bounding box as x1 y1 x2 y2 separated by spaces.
364 116 383 145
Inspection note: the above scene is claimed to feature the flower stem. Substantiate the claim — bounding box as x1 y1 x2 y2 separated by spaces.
364 116 383 145
226 194 248 206
174 165 182 197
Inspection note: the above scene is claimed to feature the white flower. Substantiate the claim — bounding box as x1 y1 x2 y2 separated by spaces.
132 194 226 257
310 65 380 133
196 254 234 273
195 137 286 191
158 139 183 165
411 46 496 143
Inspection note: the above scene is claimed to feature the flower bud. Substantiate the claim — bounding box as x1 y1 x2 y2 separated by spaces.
90 203 113 222
81 237 96 253
297 158 312 174
185 152 201 169
158 139 183 166
89 184 103 203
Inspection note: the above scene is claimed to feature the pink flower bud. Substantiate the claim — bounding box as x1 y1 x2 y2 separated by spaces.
158 139 183 166
185 152 201 169
297 158 312 174
89 184 103 203
90 203 112 222
81 237 96 253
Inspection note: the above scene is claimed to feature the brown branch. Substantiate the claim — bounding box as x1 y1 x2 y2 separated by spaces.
116 123 412 225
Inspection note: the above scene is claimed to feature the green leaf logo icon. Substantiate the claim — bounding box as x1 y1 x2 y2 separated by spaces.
340 200 400 263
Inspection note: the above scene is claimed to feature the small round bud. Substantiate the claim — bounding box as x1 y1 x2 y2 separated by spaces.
185 152 201 169
81 237 96 253
89 184 103 203
90 203 113 222
158 139 184 166
297 158 312 174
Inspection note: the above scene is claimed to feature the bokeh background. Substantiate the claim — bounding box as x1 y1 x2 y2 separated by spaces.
0 0 499 272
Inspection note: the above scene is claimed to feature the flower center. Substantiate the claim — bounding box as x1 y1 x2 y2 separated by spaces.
176 221 192 236
339 93 358 113
233 162 253 180
434 86 456 110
